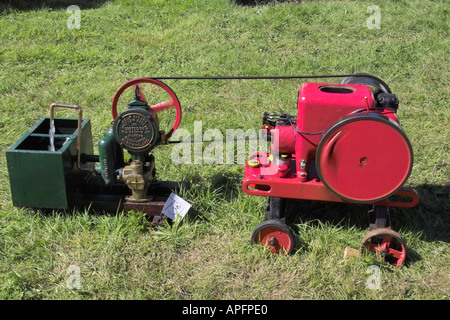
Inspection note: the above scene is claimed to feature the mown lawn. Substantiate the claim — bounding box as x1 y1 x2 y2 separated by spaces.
0 0 448 300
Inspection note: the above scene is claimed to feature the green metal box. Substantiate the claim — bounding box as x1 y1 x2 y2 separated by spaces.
6 117 94 210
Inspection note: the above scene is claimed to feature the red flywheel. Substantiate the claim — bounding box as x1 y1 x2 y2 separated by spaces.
317 113 413 203
111 78 182 140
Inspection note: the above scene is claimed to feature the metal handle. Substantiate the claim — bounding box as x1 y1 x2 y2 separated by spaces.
49 103 83 170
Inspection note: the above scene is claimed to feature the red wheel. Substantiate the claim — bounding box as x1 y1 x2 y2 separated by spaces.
111 78 182 139
361 228 407 268
251 220 295 254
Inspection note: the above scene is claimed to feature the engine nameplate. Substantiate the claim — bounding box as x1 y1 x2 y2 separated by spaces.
114 112 156 151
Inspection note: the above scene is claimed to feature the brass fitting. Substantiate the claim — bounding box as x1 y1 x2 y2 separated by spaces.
120 159 154 202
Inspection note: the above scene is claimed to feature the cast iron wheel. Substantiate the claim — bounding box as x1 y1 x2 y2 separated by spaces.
251 219 295 254
360 228 407 268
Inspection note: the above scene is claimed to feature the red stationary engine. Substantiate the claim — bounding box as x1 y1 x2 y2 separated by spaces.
243 74 418 267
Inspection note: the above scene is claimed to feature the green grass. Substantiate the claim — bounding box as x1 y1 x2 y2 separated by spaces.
0 0 449 300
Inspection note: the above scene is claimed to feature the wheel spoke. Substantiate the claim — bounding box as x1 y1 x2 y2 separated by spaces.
388 247 405 259
366 243 379 252
151 100 175 112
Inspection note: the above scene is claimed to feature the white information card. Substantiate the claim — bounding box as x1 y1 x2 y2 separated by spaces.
161 193 191 221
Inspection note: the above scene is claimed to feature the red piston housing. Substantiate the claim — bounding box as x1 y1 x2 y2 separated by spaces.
243 82 418 207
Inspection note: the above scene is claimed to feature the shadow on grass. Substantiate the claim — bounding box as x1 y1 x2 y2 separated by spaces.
0 0 107 11
278 184 449 240
208 171 242 202
277 183 449 266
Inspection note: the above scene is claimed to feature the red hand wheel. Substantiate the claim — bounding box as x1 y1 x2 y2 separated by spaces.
111 78 182 140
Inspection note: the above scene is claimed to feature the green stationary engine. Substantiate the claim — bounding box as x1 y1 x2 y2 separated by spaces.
98 86 162 202
6 78 182 222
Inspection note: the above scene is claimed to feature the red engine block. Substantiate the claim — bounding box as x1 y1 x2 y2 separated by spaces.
243 82 418 208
